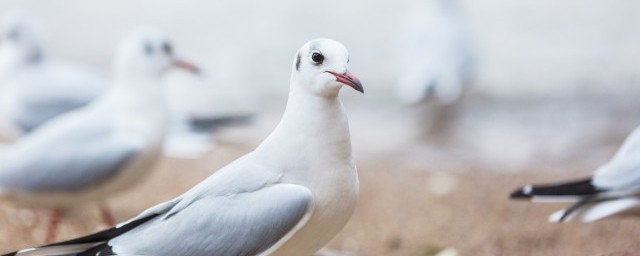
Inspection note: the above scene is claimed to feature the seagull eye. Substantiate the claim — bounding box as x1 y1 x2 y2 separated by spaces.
311 52 324 64
162 42 173 55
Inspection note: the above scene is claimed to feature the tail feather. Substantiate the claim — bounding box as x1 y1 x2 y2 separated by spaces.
579 198 640 222
510 177 602 202
548 197 640 223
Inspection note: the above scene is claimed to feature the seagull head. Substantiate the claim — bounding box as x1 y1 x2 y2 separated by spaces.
114 28 200 81
0 9 43 65
291 38 363 97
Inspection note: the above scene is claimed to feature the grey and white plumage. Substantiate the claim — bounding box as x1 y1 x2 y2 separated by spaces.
0 105 140 193
511 125 640 222
5 38 363 256
394 0 473 104
0 28 199 242
0 10 108 138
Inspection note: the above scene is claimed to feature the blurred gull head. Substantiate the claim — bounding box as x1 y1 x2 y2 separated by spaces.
291 38 363 97
114 28 199 82
0 9 43 66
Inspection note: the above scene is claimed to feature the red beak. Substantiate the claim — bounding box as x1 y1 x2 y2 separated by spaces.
172 59 201 75
326 70 364 93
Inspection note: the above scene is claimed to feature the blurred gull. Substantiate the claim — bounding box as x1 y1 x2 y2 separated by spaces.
0 28 199 243
162 68 255 158
5 38 363 256
511 125 640 222
0 10 108 139
394 0 473 105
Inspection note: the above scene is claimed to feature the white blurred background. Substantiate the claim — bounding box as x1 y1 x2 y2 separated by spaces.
1 0 639 170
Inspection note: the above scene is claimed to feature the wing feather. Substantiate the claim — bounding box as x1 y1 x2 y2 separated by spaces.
110 184 313 256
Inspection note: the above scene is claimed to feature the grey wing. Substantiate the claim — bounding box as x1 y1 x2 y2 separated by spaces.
0 122 143 192
12 97 90 132
10 67 107 132
110 184 313 256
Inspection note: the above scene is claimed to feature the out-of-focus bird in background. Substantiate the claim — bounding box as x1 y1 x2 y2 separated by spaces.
511 125 640 223
392 0 475 143
0 28 199 243
4 38 362 256
0 9 251 159
154 33 257 159
0 9 108 140
394 0 474 105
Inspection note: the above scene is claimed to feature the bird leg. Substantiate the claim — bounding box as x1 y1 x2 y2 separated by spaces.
98 203 115 227
41 209 62 243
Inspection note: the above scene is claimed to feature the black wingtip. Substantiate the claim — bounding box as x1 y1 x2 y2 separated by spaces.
510 185 534 199
1 213 160 256
509 177 601 200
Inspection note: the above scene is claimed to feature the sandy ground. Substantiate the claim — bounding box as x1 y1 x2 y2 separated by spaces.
1 139 639 256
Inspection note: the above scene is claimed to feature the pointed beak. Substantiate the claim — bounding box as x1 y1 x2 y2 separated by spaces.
326 70 364 93
172 58 201 76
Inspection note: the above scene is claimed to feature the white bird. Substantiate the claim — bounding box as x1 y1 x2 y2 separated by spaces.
511 125 640 222
0 28 199 243
0 10 108 139
394 0 473 105
6 38 364 256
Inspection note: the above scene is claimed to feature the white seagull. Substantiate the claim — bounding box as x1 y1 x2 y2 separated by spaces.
0 28 199 243
0 10 108 138
394 0 474 105
511 125 640 222
5 38 363 256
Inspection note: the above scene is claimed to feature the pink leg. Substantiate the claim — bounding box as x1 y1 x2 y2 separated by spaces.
43 209 62 243
99 203 115 227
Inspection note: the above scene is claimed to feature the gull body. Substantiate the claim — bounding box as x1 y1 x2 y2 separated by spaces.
395 0 473 104
6 38 363 256
511 125 640 222
0 10 108 138
0 28 198 242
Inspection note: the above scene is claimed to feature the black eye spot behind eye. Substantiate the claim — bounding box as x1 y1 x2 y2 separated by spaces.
311 52 324 64
162 42 173 55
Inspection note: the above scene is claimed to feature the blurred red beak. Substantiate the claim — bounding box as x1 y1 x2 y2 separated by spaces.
172 59 201 75
326 70 364 93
